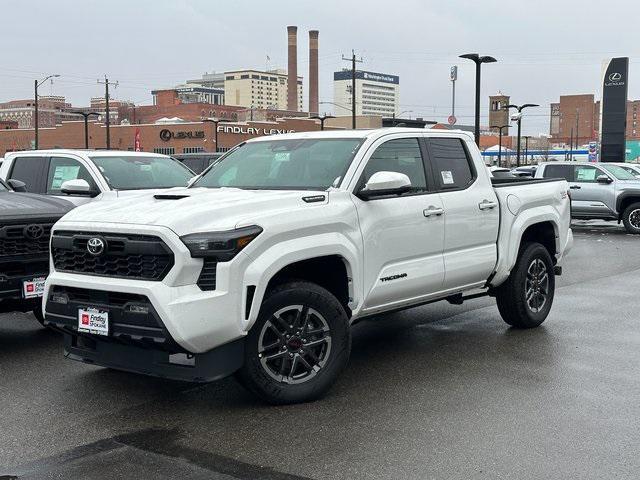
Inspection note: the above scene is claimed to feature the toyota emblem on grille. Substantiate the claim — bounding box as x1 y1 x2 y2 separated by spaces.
24 224 44 240
87 237 106 256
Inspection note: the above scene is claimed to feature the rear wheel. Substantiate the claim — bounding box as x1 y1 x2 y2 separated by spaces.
236 281 351 404
622 202 640 234
495 242 555 329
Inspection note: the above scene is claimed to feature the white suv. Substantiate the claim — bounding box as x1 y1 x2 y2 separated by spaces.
0 150 194 206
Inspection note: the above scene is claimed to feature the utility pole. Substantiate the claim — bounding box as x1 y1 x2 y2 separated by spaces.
575 108 580 152
342 50 362 129
34 74 59 149
97 76 118 149
450 66 457 119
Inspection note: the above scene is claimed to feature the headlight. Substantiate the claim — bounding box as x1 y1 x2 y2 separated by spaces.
180 225 263 261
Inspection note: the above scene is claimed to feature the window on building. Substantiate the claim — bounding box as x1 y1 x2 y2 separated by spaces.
240 74 249 79
183 147 205 154
225 75 235 81
429 138 475 190
153 147 176 155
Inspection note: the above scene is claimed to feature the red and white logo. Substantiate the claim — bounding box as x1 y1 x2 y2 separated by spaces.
26 284 34 293
81 313 90 325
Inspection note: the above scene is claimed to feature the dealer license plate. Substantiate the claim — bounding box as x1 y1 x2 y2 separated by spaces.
23 277 46 299
78 307 109 336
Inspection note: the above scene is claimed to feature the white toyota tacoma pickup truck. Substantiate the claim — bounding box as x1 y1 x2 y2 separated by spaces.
44 128 573 404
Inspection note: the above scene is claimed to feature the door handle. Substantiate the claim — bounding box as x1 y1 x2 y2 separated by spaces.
569 185 581 190
478 200 498 210
423 206 444 217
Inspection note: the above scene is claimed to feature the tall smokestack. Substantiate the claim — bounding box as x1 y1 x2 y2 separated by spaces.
308 30 319 116
287 25 298 113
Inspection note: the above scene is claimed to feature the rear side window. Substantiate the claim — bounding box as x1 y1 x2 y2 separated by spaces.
542 165 574 182
9 156 44 193
429 138 474 190
46 157 97 194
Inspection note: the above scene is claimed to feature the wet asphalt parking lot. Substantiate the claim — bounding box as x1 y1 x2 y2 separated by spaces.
1 220 639 480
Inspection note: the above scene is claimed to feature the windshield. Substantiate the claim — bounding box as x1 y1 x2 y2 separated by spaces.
600 164 637 180
194 138 363 190
89 155 193 190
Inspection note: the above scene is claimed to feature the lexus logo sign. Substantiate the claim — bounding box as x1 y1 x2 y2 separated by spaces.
609 72 622 82
159 129 173 142
87 237 106 256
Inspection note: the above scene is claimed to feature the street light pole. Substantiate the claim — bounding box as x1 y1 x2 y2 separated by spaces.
491 124 510 167
505 103 538 166
34 74 60 149
523 135 531 165
71 111 99 148
310 114 335 131
203 118 220 152
459 53 497 145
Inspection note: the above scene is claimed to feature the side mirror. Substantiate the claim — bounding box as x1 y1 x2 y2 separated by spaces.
357 171 412 200
7 179 27 192
60 179 98 197
596 175 613 184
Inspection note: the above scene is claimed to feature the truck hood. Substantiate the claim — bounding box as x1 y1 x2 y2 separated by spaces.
0 192 74 220
59 187 329 235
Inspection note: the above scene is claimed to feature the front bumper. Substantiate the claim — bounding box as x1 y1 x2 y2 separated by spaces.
64 333 244 382
44 222 250 354
0 259 48 313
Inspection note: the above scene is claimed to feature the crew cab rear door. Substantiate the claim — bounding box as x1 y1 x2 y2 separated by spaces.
425 136 499 289
352 135 445 312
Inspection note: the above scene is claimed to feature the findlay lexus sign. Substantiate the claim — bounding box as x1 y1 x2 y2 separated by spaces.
216 125 295 135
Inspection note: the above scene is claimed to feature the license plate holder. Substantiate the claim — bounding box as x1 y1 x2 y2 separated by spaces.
23 277 46 299
78 307 109 336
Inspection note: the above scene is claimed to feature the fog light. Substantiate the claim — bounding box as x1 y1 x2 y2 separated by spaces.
51 294 68 304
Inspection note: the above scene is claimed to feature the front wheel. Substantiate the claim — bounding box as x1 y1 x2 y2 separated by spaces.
32 304 46 327
236 281 351 405
495 242 555 329
622 202 640 234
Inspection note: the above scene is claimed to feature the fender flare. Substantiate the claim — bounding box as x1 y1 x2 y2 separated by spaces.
240 232 360 332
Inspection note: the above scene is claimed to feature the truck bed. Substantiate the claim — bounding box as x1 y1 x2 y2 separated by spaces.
491 177 566 187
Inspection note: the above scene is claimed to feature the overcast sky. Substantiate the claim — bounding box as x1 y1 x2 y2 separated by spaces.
2 0 638 134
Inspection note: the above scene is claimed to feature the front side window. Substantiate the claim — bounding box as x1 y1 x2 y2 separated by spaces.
9 156 43 193
429 138 474 189
89 155 193 190
600 164 637 180
47 157 97 194
575 165 599 183
195 139 363 190
360 138 427 194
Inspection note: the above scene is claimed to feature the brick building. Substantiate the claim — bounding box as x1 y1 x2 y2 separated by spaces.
549 94 640 145
0 96 82 129
488 93 510 135
0 117 339 156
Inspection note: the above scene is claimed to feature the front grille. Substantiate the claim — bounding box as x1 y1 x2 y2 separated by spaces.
197 259 217 291
51 231 174 281
0 223 53 257
46 285 181 351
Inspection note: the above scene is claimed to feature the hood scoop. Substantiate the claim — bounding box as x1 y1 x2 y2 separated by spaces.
153 193 191 200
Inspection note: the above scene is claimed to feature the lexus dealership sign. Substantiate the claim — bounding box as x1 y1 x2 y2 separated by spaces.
600 57 629 162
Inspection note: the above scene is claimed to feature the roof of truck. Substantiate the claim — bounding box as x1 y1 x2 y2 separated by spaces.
4 149 170 158
246 127 475 143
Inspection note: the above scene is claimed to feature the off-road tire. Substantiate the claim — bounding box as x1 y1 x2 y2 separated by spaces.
236 281 351 405
495 242 555 329
622 202 640 234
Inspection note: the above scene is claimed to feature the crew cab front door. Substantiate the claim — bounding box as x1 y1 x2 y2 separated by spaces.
352 136 445 313
570 165 616 217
